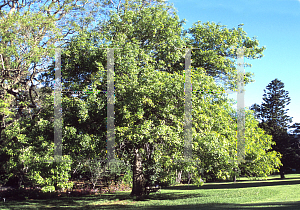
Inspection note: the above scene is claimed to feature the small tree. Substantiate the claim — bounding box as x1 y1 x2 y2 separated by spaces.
84 158 107 190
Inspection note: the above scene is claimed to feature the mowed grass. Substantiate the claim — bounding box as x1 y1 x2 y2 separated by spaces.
1 174 300 210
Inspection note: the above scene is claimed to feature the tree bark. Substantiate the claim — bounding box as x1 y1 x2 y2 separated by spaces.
130 149 146 197
233 168 237 182
176 169 182 184
187 172 192 185
280 166 285 179
17 172 24 189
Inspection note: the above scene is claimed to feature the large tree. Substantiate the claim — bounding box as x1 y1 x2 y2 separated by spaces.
250 78 293 178
39 0 274 197
63 2 187 197
1 0 280 197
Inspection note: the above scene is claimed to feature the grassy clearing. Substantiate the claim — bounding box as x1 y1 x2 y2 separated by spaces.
1 174 300 209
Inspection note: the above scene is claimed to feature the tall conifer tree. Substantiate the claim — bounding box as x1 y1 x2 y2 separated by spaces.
250 78 293 178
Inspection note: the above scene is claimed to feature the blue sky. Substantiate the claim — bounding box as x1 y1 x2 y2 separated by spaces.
166 0 300 128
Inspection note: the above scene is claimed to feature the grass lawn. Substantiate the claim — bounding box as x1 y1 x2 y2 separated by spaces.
1 174 300 209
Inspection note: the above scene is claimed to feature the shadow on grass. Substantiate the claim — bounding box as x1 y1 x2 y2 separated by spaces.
0 194 137 210
128 201 300 210
164 179 300 191
1 196 300 210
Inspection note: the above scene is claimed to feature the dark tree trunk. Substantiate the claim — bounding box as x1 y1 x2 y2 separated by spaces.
187 172 192 185
233 168 237 182
280 167 285 179
17 172 24 189
130 149 146 197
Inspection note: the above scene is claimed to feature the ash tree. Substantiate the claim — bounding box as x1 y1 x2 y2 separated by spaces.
43 0 188 197
39 0 279 197
250 78 294 178
12 0 280 198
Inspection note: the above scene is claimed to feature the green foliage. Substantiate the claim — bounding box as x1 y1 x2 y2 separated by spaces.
239 109 282 179
1 101 73 191
27 156 73 193
0 84 75 191
193 173 205 187
185 21 265 91
121 168 133 188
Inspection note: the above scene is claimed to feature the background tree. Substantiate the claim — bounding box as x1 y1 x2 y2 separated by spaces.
0 0 134 140
0 0 118 189
0 84 74 192
250 78 293 178
286 122 300 171
0 0 92 130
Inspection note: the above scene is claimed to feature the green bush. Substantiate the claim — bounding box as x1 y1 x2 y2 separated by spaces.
192 173 204 187
27 155 73 192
